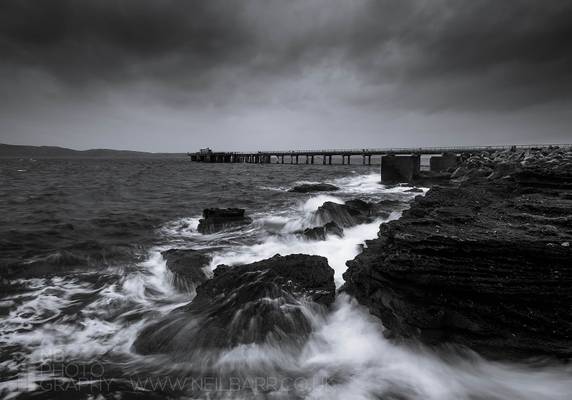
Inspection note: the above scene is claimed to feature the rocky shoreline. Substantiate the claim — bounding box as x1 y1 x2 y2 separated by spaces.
130 146 571 361
344 146 572 359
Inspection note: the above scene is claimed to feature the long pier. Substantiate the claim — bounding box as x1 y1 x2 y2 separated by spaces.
187 144 567 165
188 144 570 182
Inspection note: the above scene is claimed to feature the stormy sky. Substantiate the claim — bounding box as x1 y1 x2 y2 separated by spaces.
1 0 571 151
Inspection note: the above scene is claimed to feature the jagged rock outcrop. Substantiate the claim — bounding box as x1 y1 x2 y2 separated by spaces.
289 183 340 193
197 208 253 234
161 249 210 294
134 254 335 358
344 147 572 358
316 199 390 227
303 222 344 241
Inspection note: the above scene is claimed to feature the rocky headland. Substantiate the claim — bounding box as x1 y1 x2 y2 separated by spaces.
344 146 572 359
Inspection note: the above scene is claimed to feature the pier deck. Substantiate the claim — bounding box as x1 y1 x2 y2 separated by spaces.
188 144 569 165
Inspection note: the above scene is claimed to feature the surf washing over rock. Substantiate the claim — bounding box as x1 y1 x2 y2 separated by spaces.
1 158 571 399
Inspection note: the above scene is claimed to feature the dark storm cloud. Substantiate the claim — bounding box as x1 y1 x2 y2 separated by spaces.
0 0 252 85
1 0 572 111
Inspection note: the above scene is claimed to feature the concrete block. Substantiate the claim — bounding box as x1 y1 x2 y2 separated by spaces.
430 153 459 172
381 155 420 183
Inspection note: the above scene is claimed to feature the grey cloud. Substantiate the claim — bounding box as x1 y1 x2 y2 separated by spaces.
0 0 571 153
0 0 251 84
1 0 571 111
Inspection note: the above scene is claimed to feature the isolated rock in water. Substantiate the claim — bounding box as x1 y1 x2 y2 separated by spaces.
289 183 340 193
161 249 210 294
303 222 344 241
316 199 389 227
197 208 253 234
344 147 572 359
134 254 335 358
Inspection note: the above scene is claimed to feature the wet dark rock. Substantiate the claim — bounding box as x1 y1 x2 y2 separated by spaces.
412 171 452 186
197 208 253 234
376 198 406 211
161 249 211 294
303 222 344 241
316 199 390 227
134 254 335 358
289 183 340 193
344 147 572 359
451 166 493 182
405 188 423 193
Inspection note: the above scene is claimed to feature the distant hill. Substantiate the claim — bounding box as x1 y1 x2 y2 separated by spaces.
0 143 186 159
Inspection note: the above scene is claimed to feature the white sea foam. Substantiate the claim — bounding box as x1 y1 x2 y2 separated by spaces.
329 172 427 197
298 295 572 400
298 194 344 213
209 217 390 286
160 217 201 238
0 248 189 396
207 190 399 285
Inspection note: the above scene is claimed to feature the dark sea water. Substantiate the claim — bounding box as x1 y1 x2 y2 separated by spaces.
1 158 571 400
